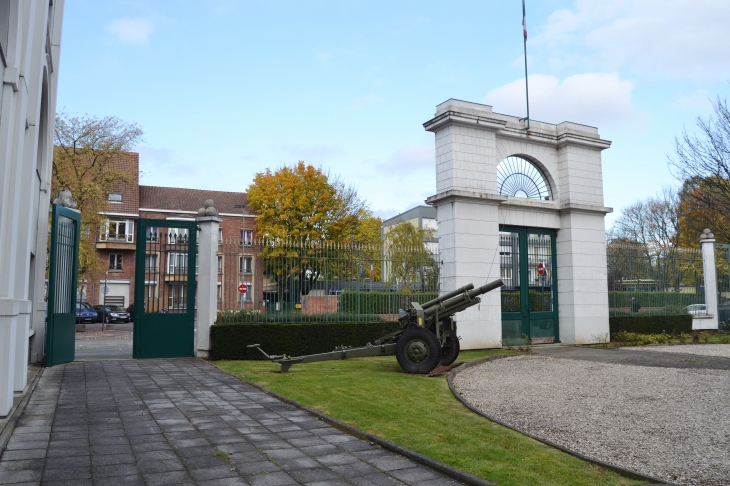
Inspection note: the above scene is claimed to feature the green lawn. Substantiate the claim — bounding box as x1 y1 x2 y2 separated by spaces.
216 351 647 486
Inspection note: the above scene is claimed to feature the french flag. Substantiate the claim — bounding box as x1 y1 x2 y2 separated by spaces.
522 0 527 40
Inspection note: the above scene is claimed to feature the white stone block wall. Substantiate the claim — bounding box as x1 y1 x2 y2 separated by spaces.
426 99 612 349
437 199 502 349
556 211 610 344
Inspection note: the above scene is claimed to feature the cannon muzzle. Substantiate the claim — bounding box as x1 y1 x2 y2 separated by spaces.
422 279 504 318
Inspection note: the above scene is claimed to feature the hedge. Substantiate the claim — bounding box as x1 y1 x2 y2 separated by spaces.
501 290 554 313
216 310 385 324
608 314 692 337
210 321 401 360
338 291 438 314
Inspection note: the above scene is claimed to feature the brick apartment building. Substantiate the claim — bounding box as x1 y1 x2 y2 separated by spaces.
89 153 261 312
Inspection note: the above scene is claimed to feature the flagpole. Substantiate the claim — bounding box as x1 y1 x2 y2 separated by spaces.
520 0 530 131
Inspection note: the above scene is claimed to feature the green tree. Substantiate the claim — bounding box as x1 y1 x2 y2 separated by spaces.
52 112 143 290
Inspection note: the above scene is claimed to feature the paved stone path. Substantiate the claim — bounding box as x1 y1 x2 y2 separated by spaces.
533 344 730 370
0 359 461 486
75 331 133 361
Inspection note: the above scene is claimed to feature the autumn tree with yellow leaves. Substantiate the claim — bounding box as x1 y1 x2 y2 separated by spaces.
247 162 381 298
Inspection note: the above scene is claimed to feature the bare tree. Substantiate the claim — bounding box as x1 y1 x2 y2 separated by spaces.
610 187 680 248
670 95 730 241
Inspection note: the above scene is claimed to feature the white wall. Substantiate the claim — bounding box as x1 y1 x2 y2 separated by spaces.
0 0 65 416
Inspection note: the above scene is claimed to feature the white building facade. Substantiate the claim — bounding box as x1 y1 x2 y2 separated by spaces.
425 99 612 349
0 0 65 416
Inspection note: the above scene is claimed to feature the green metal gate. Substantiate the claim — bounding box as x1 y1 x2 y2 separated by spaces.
500 226 559 345
133 219 197 358
45 204 81 366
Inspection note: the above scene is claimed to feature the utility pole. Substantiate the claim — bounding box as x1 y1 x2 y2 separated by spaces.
519 0 530 131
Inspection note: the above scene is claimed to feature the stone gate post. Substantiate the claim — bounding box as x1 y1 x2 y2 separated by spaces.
196 200 221 358
698 229 719 330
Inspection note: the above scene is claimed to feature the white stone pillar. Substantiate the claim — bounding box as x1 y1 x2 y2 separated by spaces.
195 200 221 358
13 300 31 392
698 229 719 330
0 299 19 417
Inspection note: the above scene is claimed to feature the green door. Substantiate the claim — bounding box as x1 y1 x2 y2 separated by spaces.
46 204 81 366
133 219 197 358
500 226 559 345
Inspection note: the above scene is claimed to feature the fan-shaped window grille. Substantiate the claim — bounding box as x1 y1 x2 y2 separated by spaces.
497 156 552 200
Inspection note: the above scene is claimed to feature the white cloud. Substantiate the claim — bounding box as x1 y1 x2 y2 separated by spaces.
533 1 730 80
485 72 636 128
673 90 714 114
106 17 154 45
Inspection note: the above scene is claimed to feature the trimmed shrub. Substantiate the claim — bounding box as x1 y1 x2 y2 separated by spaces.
609 314 692 338
210 321 401 360
338 291 438 314
216 310 384 324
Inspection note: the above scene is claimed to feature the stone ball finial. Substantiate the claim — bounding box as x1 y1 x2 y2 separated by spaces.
53 188 77 209
700 228 714 240
198 199 219 217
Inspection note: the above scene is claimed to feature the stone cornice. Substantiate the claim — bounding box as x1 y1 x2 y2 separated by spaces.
423 111 507 133
426 190 613 216
425 190 507 206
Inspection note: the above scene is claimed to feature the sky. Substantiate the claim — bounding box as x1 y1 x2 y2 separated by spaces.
57 0 730 227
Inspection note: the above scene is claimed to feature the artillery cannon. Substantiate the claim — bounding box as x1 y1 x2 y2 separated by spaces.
249 279 503 374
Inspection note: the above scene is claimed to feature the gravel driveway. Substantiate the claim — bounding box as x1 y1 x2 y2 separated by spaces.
452 355 730 485
625 343 730 358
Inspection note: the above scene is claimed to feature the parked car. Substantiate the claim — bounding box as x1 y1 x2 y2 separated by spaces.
92 305 131 323
683 304 707 316
76 302 97 324
126 303 134 322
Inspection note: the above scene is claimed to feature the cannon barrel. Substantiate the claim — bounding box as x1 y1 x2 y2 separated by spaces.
423 279 504 318
419 283 474 310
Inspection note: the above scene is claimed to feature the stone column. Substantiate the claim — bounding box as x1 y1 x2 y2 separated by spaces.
0 299 19 417
195 200 221 358
698 229 719 330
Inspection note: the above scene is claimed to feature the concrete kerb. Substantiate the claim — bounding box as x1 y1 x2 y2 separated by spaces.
447 354 673 486
209 360 497 486
0 366 44 454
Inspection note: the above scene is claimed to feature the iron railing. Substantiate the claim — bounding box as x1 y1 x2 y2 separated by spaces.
606 242 705 316
216 238 440 323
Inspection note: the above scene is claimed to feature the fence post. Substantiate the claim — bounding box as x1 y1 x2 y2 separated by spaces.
699 229 719 330
195 200 221 358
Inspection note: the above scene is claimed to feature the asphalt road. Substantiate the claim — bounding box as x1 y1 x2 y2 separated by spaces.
75 330 133 360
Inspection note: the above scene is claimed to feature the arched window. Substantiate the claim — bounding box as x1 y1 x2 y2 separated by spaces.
497 156 552 200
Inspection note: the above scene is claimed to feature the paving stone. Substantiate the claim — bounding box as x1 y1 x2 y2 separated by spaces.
41 466 91 481
93 463 140 478
288 467 342 483
91 453 136 466
0 469 42 484
247 470 298 486
388 466 440 483
188 465 239 481
142 470 194 486
0 459 45 471
44 455 91 469
92 473 145 486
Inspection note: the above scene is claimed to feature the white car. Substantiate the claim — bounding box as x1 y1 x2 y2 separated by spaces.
684 304 707 315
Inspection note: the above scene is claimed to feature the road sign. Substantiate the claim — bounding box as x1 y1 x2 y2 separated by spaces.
102 286 109 294
537 262 545 276
238 283 248 294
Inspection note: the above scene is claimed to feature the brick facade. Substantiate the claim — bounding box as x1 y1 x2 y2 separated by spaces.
92 153 259 312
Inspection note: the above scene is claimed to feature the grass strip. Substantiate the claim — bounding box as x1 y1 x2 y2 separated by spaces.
216 350 646 486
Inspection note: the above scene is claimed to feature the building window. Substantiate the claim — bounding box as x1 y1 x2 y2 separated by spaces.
168 252 187 274
217 255 223 274
108 193 122 202
217 282 222 301
218 229 223 244
146 226 159 241
241 229 253 245
145 254 158 272
100 219 134 243
168 283 186 310
240 256 252 275
109 253 123 270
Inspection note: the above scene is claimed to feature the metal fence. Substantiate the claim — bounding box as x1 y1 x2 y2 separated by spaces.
606 242 705 316
216 238 440 323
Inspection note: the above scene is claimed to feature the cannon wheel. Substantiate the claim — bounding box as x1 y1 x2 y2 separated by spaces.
396 328 442 374
441 335 460 366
